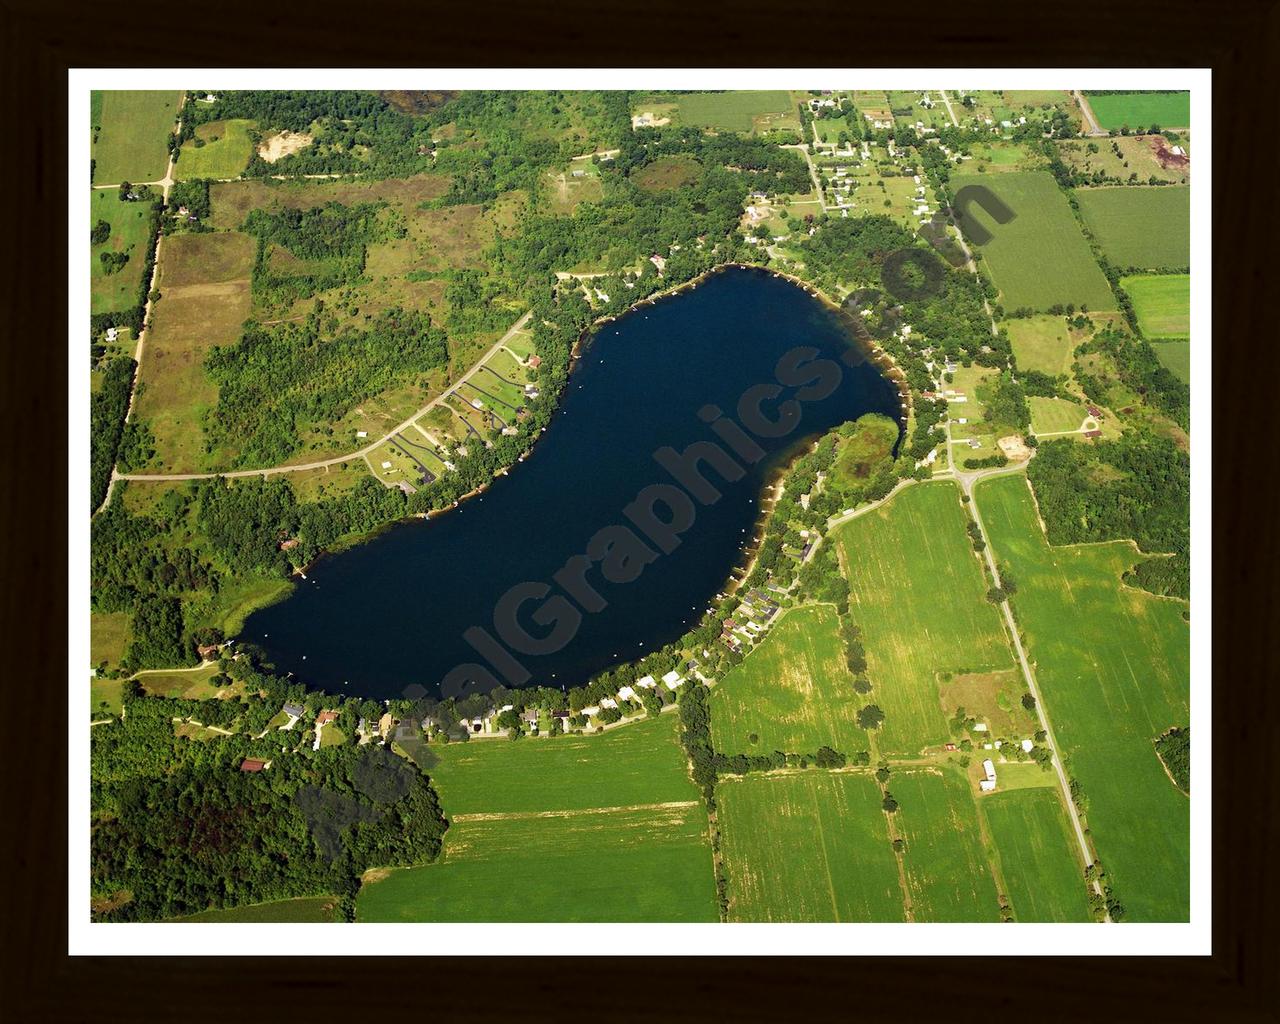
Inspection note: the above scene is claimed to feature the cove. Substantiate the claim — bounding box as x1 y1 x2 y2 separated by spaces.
243 267 902 700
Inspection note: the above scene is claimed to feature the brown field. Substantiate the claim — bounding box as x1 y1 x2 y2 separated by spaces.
937 669 1038 739
133 233 255 471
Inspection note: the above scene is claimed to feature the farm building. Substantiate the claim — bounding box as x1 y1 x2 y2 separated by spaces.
982 759 997 782
240 758 268 773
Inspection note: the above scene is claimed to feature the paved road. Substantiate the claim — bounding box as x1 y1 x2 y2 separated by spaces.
114 310 532 484
938 90 959 128
1073 90 1108 137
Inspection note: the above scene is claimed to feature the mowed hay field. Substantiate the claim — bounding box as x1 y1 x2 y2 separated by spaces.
667 91 797 132
90 190 154 315
952 171 1115 313
174 119 256 180
1075 186 1190 270
91 90 182 184
1121 273 1190 339
132 232 255 471
975 475 1190 920
982 789 1091 922
893 768 1001 921
357 715 717 922
1006 314 1077 376
835 482 1017 756
1084 92 1190 131
717 771 904 922
711 604 868 755
1151 342 1191 384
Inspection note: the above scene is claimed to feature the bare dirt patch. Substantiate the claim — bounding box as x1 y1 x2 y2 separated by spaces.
1150 137 1190 171
998 435 1033 462
257 130 313 163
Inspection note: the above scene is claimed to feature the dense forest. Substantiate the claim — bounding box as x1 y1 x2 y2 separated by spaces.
89 357 135 511
1153 726 1190 793
1026 434 1190 597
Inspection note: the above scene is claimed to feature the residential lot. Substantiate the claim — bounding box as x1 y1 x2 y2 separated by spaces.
90 190 155 314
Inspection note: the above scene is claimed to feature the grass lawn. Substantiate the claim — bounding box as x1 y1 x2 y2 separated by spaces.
834 482 1018 756
893 768 1001 921
1075 186 1190 271
132 232 255 471
90 190 155 315
90 677 123 718
1085 92 1190 131
710 604 869 756
91 90 181 184
952 171 1115 312
1006 314 1077 376
974 474 1190 921
176 895 340 922
717 771 904 921
357 714 716 922
1151 341 1192 384
983 788 1091 922
1121 273 1190 339
174 119 256 180
1030 396 1088 435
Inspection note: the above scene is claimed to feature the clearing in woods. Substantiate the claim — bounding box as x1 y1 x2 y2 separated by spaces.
710 604 870 756
982 788 1092 922
951 171 1115 313
1006 314 1078 377
355 715 717 922
174 119 257 180
834 481 1018 756
975 474 1190 921
716 770 904 922
91 90 182 184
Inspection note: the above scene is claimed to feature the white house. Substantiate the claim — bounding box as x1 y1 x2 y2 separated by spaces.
973 722 989 732
600 697 618 710
580 705 600 717
1021 738 1035 752
979 779 996 792
661 670 684 691
617 685 636 701
636 675 657 689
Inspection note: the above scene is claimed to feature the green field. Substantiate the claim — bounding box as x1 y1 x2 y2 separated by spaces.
356 715 716 922
1029 396 1087 435
1085 92 1190 131
176 895 340 922
645 91 796 133
834 482 1018 756
1076 186 1190 270
1151 341 1192 384
717 771 904 921
1121 273 1190 338
90 677 123 718
90 190 155 315
953 171 1115 312
91 90 181 184
1006 314 1077 376
174 119 256 180
975 474 1190 921
893 769 1001 921
711 604 868 755
983 789 1091 922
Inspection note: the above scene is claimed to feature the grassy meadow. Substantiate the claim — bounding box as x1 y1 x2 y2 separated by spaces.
1121 273 1190 338
1006 314 1079 376
710 604 869 756
717 770 904 922
175 119 256 180
983 788 1091 922
834 482 1018 756
975 474 1190 921
952 171 1115 312
91 90 181 184
1076 186 1190 270
90 190 155 314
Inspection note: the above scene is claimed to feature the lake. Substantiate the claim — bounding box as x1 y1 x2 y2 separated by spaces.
243 267 901 700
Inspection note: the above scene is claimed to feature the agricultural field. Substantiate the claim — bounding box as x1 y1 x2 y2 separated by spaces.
1121 273 1190 339
174 119 256 180
1056 136 1189 185
1151 342 1192 384
834 482 1018 756
634 91 798 133
90 190 155 314
710 604 869 756
91 90 182 184
952 171 1115 313
131 232 255 471
717 770 904 922
1006 314 1080 377
1075 186 1190 270
176 896 340 922
893 768 1001 921
356 715 717 922
982 788 1091 922
1084 92 1190 131
975 474 1190 921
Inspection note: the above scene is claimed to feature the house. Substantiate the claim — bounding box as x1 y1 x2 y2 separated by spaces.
661 670 684 691
636 675 657 689
521 709 540 726
279 537 300 551
104 326 119 343
1021 738 1034 752
356 430 367 438
617 685 636 701
282 702 305 721
973 722 989 732
240 758 268 773
196 643 220 659
979 779 996 792
580 705 600 718
600 697 618 710
1084 429 1102 438
944 743 957 751
381 461 393 470
527 355 542 369
378 712 396 739
316 710 339 726
1086 406 1102 418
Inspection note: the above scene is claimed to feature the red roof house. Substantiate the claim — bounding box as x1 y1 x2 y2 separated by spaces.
316 710 339 726
240 758 268 773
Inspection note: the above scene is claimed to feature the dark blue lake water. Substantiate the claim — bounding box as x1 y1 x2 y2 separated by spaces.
243 267 900 700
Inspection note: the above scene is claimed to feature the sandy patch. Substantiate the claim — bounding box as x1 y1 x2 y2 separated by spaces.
258 130 314 163
998 435 1033 461
631 112 671 128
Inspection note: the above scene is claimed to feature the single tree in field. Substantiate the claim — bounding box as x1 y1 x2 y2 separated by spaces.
857 704 885 730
